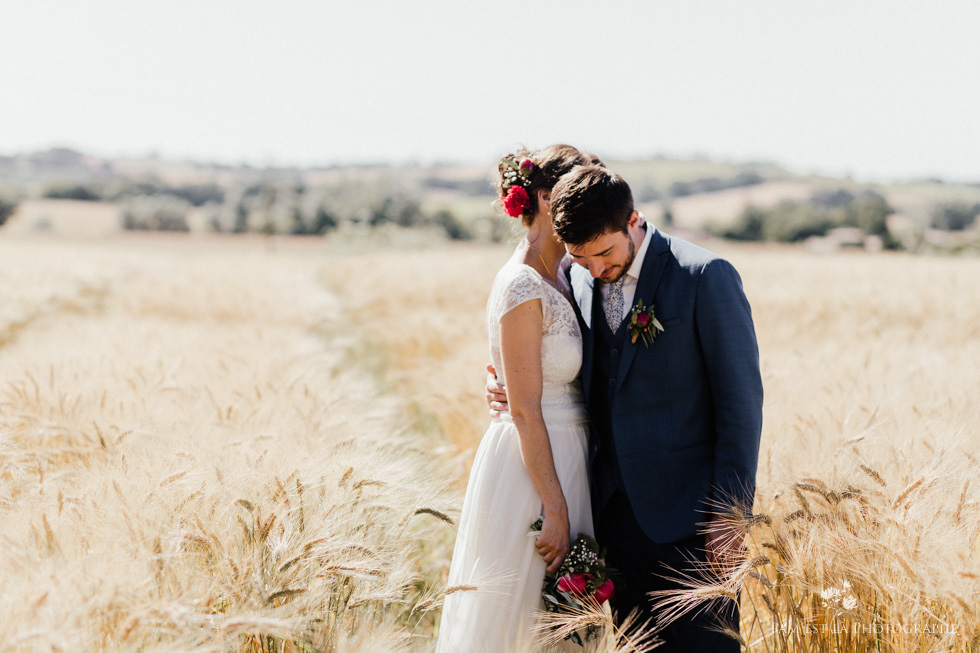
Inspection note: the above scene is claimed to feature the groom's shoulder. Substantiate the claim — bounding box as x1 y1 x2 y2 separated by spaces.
658 229 725 272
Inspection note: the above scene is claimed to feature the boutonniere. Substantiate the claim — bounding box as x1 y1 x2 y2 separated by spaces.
627 299 664 348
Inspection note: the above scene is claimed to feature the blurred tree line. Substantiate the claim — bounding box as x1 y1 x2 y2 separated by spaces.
930 201 980 231
4 148 977 253
0 195 19 228
709 189 899 248
203 180 475 239
29 178 484 240
629 172 765 203
709 189 980 251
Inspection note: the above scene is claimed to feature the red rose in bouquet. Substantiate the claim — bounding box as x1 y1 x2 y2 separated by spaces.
556 572 589 595
592 578 615 604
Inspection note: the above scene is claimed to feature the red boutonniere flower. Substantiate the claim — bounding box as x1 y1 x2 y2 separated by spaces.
627 298 664 348
502 185 530 218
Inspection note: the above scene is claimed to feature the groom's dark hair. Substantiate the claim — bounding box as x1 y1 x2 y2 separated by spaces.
551 164 634 245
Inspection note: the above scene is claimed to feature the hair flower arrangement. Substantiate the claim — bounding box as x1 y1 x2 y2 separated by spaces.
503 185 530 217
627 298 664 348
500 155 536 217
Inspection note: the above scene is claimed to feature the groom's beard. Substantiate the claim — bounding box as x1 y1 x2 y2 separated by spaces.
603 235 636 285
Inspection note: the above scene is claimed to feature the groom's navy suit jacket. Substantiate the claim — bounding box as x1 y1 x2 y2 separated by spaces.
568 227 763 544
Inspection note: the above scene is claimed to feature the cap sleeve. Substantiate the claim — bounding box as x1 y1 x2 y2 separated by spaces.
490 265 547 322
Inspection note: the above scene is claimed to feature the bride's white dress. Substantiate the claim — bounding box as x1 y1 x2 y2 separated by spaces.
436 259 594 652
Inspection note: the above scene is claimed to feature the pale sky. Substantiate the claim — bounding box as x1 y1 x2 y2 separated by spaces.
3 0 979 181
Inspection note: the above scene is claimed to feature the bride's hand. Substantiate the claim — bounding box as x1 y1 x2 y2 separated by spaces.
535 508 570 574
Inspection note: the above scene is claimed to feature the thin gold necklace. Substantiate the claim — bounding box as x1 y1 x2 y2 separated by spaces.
527 241 570 300
525 238 558 284
536 250 558 284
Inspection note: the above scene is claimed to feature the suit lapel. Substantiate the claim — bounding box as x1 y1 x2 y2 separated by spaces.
616 228 670 390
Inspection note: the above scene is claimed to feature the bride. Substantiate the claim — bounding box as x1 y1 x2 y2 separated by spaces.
436 145 598 652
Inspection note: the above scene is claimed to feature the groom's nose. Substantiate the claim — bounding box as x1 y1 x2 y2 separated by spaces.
588 261 607 279
573 258 607 279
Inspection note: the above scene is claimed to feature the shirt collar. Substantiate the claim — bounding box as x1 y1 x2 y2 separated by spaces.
625 220 653 281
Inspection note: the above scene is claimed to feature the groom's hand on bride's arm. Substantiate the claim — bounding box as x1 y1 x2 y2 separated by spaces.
485 363 509 416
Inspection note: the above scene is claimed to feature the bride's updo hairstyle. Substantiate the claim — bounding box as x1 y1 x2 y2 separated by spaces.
495 144 602 227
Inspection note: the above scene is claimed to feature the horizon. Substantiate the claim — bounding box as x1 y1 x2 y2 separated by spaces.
4 145 976 189
3 1 979 183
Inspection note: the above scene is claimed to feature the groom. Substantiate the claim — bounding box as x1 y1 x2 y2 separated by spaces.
490 164 763 650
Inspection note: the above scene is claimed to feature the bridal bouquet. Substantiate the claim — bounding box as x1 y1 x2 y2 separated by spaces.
531 519 616 645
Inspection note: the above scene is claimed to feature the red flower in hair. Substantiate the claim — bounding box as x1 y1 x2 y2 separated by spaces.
502 185 530 217
520 158 535 173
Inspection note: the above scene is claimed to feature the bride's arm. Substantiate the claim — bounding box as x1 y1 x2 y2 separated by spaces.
499 299 569 573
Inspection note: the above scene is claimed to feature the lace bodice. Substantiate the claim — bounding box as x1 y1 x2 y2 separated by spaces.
486 261 583 400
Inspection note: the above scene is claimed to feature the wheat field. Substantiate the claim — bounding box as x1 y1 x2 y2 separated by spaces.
2 232 979 651
0 234 459 652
